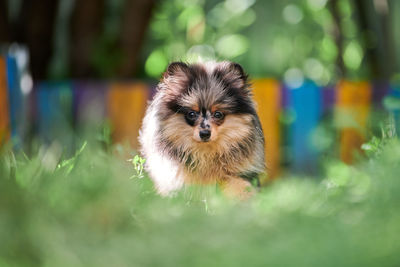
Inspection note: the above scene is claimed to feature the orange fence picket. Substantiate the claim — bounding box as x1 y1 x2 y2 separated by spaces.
252 79 281 180
0 57 10 146
335 81 372 164
107 82 149 149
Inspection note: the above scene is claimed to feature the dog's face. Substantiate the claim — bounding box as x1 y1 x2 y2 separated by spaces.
157 61 257 152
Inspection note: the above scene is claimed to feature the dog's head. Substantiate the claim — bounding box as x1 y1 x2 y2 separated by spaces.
157 61 257 154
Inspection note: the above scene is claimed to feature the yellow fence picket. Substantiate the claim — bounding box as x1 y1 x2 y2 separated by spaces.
252 79 281 180
107 82 149 149
336 81 372 164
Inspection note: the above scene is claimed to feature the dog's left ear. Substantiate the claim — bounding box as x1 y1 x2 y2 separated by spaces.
228 62 247 83
163 62 190 79
217 62 248 89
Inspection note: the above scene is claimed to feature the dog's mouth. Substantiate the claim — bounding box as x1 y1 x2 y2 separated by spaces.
194 137 211 143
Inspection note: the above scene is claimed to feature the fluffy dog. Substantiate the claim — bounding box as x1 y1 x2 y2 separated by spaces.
139 61 265 199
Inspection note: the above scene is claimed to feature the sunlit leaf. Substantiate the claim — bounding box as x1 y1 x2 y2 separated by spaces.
145 50 168 78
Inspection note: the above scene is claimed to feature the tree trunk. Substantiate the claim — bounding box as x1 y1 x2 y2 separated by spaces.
69 0 105 78
16 0 59 80
328 0 346 77
0 0 9 43
117 0 155 78
376 0 396 79
353 0 392 80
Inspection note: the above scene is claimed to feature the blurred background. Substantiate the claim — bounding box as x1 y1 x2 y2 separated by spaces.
1 0 400 176
1 0 400 81
3 1 400 266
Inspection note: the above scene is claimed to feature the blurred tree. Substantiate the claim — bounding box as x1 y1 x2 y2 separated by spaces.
375 0 396 78
69 0 155 78
328 0 346 77
14 0 59 80
69 0 105 78
328 0 395 81
117 0 155 78
1 0 398 82
141 0 257 78
141 0 400 84
392 0 400 76
0 0 9 43
353 0 394 80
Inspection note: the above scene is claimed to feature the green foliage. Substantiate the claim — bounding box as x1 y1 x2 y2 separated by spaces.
128 154 146 179
1 138 400 266
142 0 374 83
361 136 384 157
362 117 397 157
56 141 87 175
383 94 400 111
143 0 258 78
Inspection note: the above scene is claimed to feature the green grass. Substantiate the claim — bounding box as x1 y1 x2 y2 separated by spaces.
1 138 400 267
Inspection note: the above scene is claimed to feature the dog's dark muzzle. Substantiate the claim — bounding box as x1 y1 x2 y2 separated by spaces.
199 130 211 141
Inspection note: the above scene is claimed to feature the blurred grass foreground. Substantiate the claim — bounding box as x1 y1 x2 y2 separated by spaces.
1 135 400 266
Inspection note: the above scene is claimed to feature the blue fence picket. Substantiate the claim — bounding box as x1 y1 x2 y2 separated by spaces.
6 55 23 147
287 80 322 173
36 82 74 149
386 86 400 135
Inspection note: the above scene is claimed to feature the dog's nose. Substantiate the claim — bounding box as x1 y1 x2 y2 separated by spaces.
199 130 211 141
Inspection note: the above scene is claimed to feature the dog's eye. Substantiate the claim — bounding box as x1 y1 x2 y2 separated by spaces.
186 111 197 120
213 111 224 119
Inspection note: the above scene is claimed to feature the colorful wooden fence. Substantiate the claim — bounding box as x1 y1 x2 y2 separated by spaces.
1 52 400 177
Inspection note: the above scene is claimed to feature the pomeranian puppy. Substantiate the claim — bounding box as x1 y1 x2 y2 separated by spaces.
139 61 265 199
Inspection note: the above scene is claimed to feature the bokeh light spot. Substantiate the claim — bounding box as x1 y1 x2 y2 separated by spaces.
224 0 255 14
238 9 256 27
20 73 33 95
215 34 249 58
186 45 216 62
304 58 324 81
145 50 168 78
343 41 363 70
320 36 338 61
284 68 304 89
307 0 328 11
283 4 303 24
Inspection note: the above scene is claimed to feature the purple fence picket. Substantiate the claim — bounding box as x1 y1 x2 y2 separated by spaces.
372 82 390 109
73 81 108 130
321 86 335 114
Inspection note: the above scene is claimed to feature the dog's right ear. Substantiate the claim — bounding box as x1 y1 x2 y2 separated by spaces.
161 62 192 94
163 62 190 79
